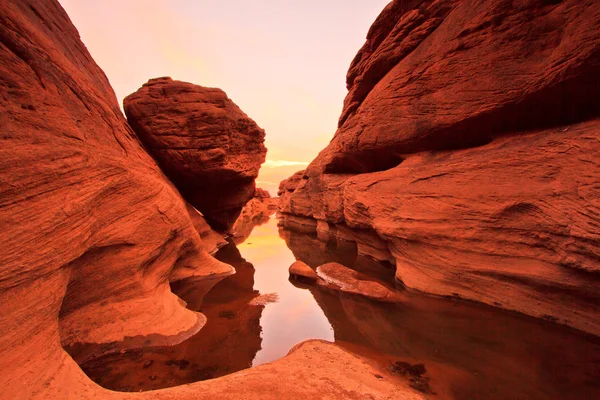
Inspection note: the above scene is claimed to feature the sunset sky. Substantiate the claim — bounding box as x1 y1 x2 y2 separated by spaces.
59 0 390 194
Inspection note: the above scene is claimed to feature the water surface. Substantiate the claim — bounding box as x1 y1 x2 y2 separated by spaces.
80 215 600 399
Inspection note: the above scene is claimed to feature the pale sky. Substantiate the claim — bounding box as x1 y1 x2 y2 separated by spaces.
59 0 390 194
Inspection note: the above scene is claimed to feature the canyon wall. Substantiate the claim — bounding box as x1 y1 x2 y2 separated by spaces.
280 0 600 335
0 1 423 398
0 0 236 395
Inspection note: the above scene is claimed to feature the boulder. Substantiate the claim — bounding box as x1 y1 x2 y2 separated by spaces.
289 260 319 282
124 77 267 232
316 263 396 301
0 0 233 396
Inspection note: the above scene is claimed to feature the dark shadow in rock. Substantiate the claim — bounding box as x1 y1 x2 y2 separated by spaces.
79 243 264 392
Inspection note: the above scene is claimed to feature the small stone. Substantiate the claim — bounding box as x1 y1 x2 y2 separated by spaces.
289 260 318 282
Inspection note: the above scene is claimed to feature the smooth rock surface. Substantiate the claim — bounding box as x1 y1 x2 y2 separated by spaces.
124 77 267 232
316 263 397 301
280 0 600 335
289 260 318 282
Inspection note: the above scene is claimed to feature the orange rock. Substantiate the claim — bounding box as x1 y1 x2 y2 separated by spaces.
124 77 267 232
289 260 319 282
316 262 396 301
0 1 424 399
280 0 600 335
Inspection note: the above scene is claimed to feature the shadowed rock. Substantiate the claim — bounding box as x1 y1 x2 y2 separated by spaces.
124 77 267 232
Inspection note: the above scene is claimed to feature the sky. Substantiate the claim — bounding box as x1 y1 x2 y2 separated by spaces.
59 0 390 194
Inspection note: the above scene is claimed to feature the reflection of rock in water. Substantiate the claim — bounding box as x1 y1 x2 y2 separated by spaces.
232 194 278 245
278 217 396 285
280 223 600 400
80 243 264 392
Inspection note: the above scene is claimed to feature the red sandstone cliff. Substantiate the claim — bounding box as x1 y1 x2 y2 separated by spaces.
279 0 600 335
124 78 267 232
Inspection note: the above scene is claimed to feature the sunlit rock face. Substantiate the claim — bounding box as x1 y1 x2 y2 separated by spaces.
279 0 600 335
124 77 268 232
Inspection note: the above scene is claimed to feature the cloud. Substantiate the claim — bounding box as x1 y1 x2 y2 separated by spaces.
262 160 309 168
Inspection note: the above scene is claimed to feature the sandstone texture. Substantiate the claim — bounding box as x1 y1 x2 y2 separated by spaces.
0 1 426 399
316 263 397 301
0 0 233 395
289 260 318 282
280 0 600 335
185 203 227 255
281 223 600 400
124 77 267 232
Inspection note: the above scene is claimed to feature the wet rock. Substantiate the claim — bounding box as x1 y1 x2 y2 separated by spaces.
390 362 433 394
289 261 318 282
316 263 396 301
124 77 267 232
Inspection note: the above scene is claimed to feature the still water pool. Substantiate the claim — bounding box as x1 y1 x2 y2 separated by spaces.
80 216 600 399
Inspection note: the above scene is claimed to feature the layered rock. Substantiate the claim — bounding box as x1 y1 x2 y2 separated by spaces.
0 1 425 399
280 0 600 335
281 221 600 400
124 77 267 232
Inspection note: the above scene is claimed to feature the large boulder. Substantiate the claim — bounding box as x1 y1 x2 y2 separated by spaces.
124 77 267 232
279 0 600 335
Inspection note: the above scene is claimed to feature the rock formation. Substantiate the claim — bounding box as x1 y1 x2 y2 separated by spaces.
279 0 600 335
124 77 267 232
281 223 600 400
289 260 318 282
0 1 425 399
316 262 397 302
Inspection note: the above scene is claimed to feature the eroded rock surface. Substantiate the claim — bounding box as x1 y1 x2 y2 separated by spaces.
124 77 267 232
280 0 600 335
0 0 239 393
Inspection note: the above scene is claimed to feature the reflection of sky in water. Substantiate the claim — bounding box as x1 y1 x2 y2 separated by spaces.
237 218 334 366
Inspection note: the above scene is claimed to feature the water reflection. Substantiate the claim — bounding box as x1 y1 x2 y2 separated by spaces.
235 219 333 366
80 244 264 391
281 222 600 400
80 214 600 399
